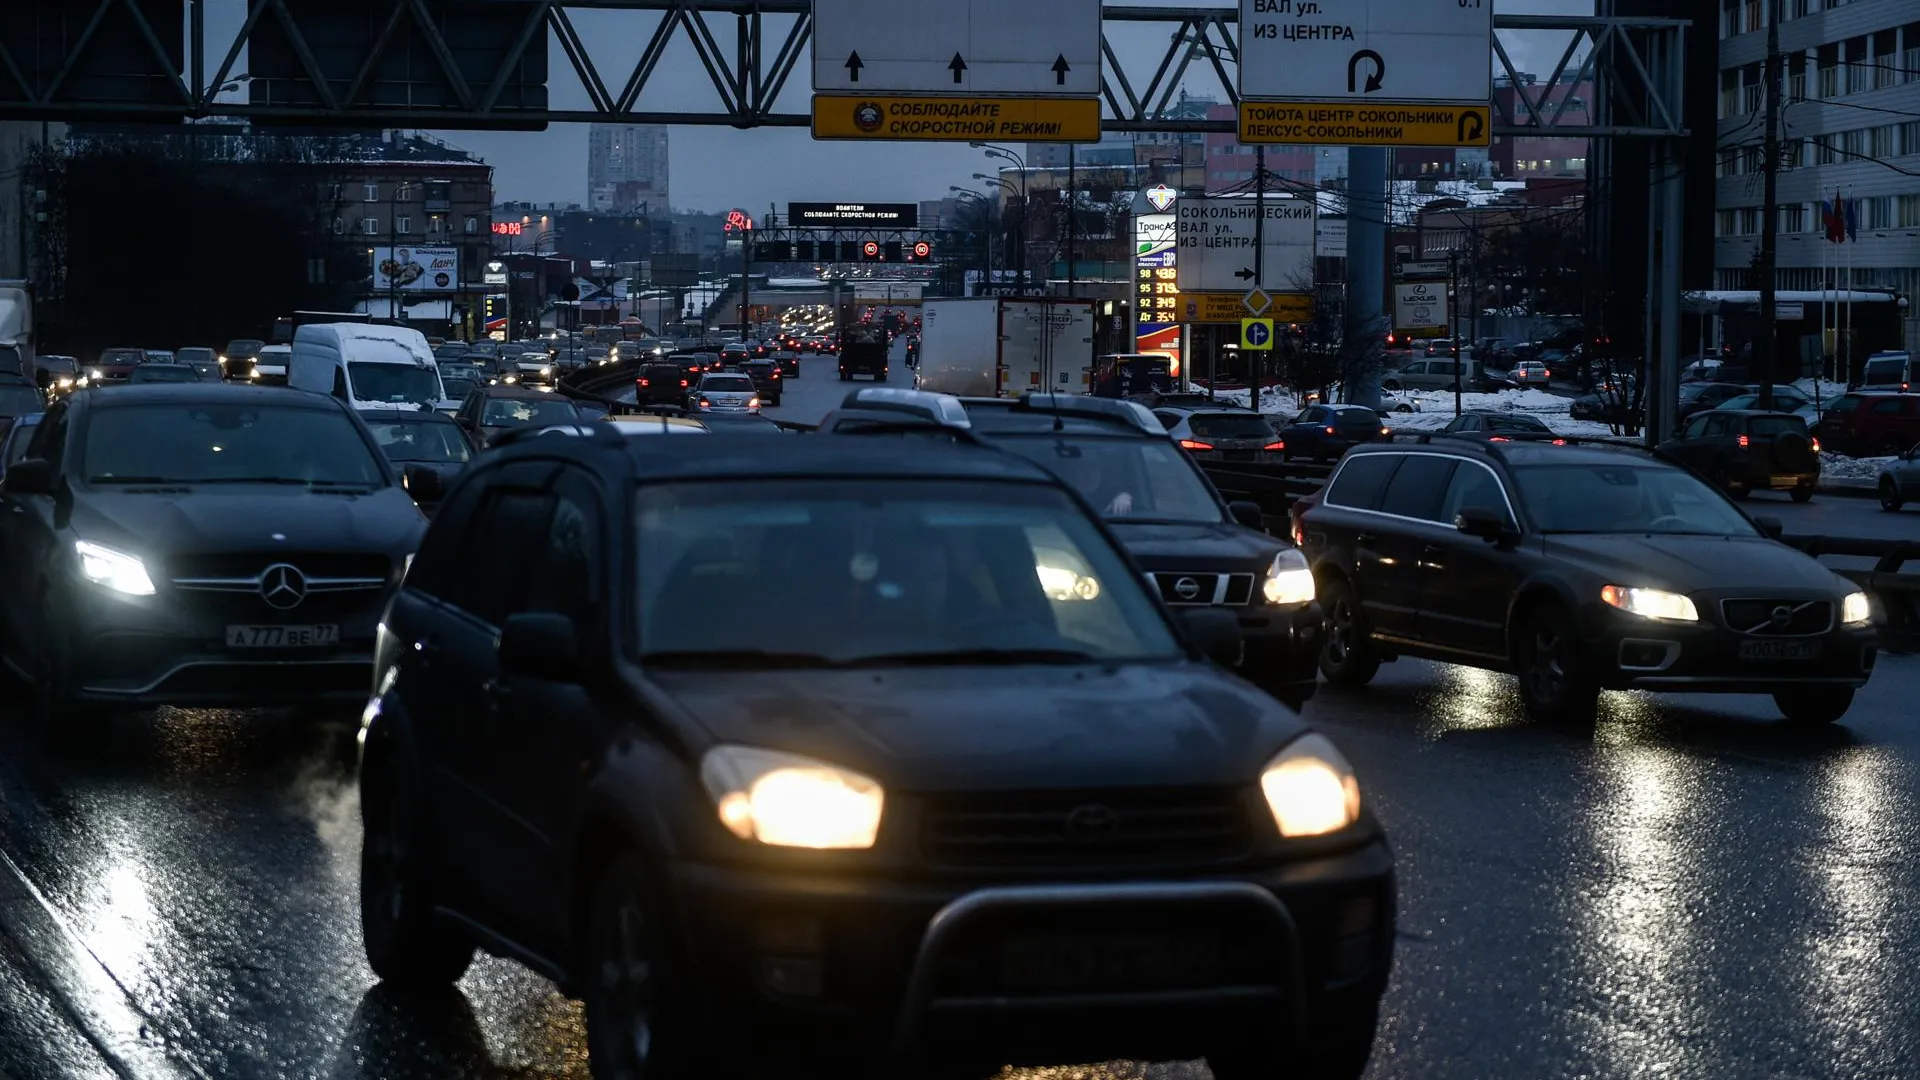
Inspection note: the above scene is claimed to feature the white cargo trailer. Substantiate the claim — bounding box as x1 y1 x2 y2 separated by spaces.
914 298 1096 398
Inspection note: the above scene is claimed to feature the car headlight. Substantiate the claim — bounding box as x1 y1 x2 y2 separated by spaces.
1600 585 1698 622
1841 591 1872 626
56 376 73 387
247 369 260 380
748 397 761 407
1259 734 1362 838
700 745 884 849
1262 548 1315 605
87 368 104 380
540 366 552 376
75 540 156 596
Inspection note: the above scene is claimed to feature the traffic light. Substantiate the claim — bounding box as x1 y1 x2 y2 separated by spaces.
862 241 881 262
883 240 902 262
752 241 792 262
795 239 815 261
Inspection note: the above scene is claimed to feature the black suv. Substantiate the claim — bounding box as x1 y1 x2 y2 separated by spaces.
741 359 784 406
360 425 1393 1079
635 362 690 407
817 389 1324 706
1296 440 1877 725
0 384 423 736
1657 409 1820 502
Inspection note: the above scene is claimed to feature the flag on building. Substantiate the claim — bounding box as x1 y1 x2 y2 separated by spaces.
1822 192 1846 242
1843 195 1858 241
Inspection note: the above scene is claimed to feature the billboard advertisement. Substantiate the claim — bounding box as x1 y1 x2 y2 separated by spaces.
373 246 459 293
1394 280 1449 337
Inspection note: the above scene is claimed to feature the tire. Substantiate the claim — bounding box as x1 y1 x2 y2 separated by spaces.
583 852 704 1080
1880 478 1905 512
1514 603 1600 724
1208 1005 1378 1080
1774 687 1854 726
28 589 109 749
1318 577 1381 686
1789 485 1814 503
360 742 475 987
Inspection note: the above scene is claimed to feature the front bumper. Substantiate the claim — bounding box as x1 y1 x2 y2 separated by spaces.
1582 606 1877 692
663 840 1393 1068
60 579 387 707
1238 601 1325 702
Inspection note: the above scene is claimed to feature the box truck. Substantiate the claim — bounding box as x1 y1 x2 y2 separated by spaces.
913 298 1096 398
0 280 32 378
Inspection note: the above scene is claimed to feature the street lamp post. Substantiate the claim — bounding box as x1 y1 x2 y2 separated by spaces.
972 173 1023 296
386 180 413 323
972 142 1029 294
949 186 994 294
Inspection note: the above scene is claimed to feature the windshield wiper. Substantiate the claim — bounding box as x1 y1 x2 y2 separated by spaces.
639 649 848 670
845 647 1100 667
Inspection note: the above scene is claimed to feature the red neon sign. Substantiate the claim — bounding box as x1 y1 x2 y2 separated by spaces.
725 209 754 232
491 221 523 235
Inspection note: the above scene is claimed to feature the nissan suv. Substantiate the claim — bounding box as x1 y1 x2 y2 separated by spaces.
1295 440 1877 725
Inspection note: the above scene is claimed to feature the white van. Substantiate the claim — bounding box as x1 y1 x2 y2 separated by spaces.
252 344 292 385
289 323 450 410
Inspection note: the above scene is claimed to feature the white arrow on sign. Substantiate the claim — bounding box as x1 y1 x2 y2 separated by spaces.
1173 195 1317 294
1236 0 1494 106
813 0 1102 96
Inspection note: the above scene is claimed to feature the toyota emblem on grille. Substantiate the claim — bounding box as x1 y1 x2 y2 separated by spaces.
259 564 308 610
1173 577 1202 600
1770 605 1795 629
1065 804 1120 840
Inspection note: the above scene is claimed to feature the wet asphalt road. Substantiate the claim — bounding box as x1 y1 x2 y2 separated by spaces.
0 651 1917 1080
0 350 1915 1079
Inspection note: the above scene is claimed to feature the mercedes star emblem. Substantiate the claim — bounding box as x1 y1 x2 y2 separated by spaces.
1174 577 1202 601
259 564 309 610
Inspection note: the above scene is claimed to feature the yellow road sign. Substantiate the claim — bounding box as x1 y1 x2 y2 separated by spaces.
1238 101 1491 147
1179 291 1312 324
813 95 1101 142
1241 318 1275 351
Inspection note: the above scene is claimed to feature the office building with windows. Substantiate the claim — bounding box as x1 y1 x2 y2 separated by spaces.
1714 0 1920 346
587 124 670 213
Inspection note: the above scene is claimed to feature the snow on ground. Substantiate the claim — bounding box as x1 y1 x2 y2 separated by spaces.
1819 453 1893 482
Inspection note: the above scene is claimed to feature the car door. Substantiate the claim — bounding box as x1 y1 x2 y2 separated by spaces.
1362 454 1458 642
1397 362 1431 389
0 403 69 651
1862 396 1916 455
1416 460 1525 658
428 463 557 922
1288 405 1332 452
488 468 609 952
1663 413 1714 471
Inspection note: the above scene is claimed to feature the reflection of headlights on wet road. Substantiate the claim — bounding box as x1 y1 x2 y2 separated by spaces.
1601 585 1698 622
1263 549 1315 605
1261 734 1361 838
1035 563 1101 601
702 745 884 849
1841 591 1871 625
76 540 156 596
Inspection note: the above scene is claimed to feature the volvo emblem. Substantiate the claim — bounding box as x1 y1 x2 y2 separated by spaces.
259 564 308 610
1770 605 1795 629
1065 804 1120 840
1173 576 1202 601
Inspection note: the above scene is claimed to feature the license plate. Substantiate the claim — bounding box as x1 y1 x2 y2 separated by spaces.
226 624 340 648
1222 449 1254 461
1738 639 1822 661
1770 477 1800 488
1000 932 1223 992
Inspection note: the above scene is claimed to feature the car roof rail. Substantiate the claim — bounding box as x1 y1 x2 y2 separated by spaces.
836 387 972 428
1011 392 1168 436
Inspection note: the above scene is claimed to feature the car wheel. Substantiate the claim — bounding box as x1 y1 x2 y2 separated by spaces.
1773 687 1854 726
1789 485 1814 503
1515 603 1600 725
1317 577 1381 686
28 589 107 749
583 852 703 1080
359 742 475 987
1880 478 1904 512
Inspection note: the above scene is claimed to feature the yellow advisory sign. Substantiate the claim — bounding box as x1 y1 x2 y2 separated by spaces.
1178 291 1313 324
1238 101 1491 148
813 95 1101 142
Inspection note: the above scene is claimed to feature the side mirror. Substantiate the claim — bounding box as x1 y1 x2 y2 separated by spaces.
498 612 582 681
1454 506 1508 544
4 458 53 496
454 416 474 430
402 465 444 503
1177 607 1244 667
1754 515 1785 540
1228 501 1266 530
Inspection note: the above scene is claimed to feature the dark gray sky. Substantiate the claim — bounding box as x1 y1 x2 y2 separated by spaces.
210 0 1591 211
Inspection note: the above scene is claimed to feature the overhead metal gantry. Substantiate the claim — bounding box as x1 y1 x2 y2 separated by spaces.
0 0 1687 139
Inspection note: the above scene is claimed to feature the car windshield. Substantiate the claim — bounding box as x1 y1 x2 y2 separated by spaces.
0 385 43 414
992 436 1223 524
701 375 755 392
636 480 1182 666
128 366 198 383
1335 407 1380 422
367 418 472 463
1749 416 1807 436
1186 413 1273 439
224 339 263 356
440 377 479 401
482 397 579 427
349 363 442 405
83 403 387 486
1512 463 1758 536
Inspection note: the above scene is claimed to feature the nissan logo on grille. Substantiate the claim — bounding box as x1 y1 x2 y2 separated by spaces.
259 564 308 610
1173 577 1202 600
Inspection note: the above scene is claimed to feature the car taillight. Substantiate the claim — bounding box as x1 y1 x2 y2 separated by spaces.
1543 369 1551 378
699 398 711 406
680 379 689 387
1263 440 1287 451
1179 439 1214 451
638 378 649 386
1811 437 1821 453
1551 439 1567 446
1489 436 1511 442
1379 426 1390 436
1291 519 1306 547
1738 434 1750 448
1325 425 1336 435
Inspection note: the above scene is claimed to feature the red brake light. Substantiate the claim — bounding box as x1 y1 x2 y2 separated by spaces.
1738 434 1750 448
1489 436 1511 442
1812 437 1822 453
638 378 649 386
1263 440 1287 451
1291 519 1306 547
1543 369 1552 378
1179 439 1214 451
680 379 689 387
1551 438 1567 446
1325 425 1336 435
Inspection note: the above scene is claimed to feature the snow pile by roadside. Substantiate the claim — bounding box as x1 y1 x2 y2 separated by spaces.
1819 453 1893 482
